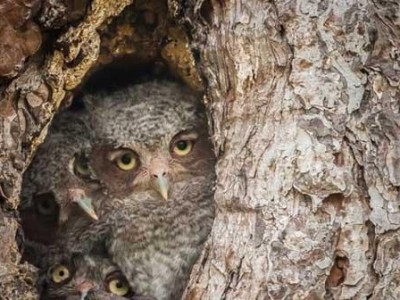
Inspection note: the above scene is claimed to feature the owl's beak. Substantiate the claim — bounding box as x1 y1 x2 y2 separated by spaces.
68 188 99 221
150 158 170 201
75 276 95 299
75 197 98 221
154 175 170 201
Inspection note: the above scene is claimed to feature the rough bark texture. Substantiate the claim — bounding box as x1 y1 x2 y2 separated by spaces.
177 0 400 299
1 0 399 299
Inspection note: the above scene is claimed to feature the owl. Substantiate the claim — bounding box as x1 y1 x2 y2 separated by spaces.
19 110 100 248
38 254 138 300
59 81 216 299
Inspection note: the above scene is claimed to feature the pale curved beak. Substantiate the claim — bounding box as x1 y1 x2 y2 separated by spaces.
75 197 98 221
154 175 170 201
150 158 170 201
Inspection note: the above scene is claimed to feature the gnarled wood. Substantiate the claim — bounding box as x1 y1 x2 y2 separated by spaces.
178 0 400 299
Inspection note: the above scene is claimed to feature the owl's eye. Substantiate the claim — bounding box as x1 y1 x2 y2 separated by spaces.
173 140 193 156
108 278 130 296
50 264 71 283
106 272 132 297
73 154 91 177
115 151 137 171
34 193 58 217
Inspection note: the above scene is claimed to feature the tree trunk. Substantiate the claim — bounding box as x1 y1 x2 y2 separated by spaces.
1 0 399 299
178 0 400 299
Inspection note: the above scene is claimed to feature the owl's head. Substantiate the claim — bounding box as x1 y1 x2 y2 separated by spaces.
38 255 134 299
86 81 215 200
20 112 100 226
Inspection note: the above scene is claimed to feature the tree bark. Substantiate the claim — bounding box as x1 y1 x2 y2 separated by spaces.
1 0 399 299
177 0 400 299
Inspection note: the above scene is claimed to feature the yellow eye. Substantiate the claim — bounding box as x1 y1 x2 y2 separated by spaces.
108 278 130 296
50 265 70 283
73 155 91 176
115 151 137 171
173 140 193 156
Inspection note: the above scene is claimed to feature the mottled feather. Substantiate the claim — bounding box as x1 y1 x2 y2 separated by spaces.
57 81 216 300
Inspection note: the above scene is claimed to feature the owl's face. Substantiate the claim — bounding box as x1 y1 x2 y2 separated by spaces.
39 255 134 299
20 112 100 229
19 192 60 246
90 127 214 201
87 81 215 200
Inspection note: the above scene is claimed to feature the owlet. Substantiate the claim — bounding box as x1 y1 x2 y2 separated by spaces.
19 110 100 247
60 81 216 300
38 254 138 299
